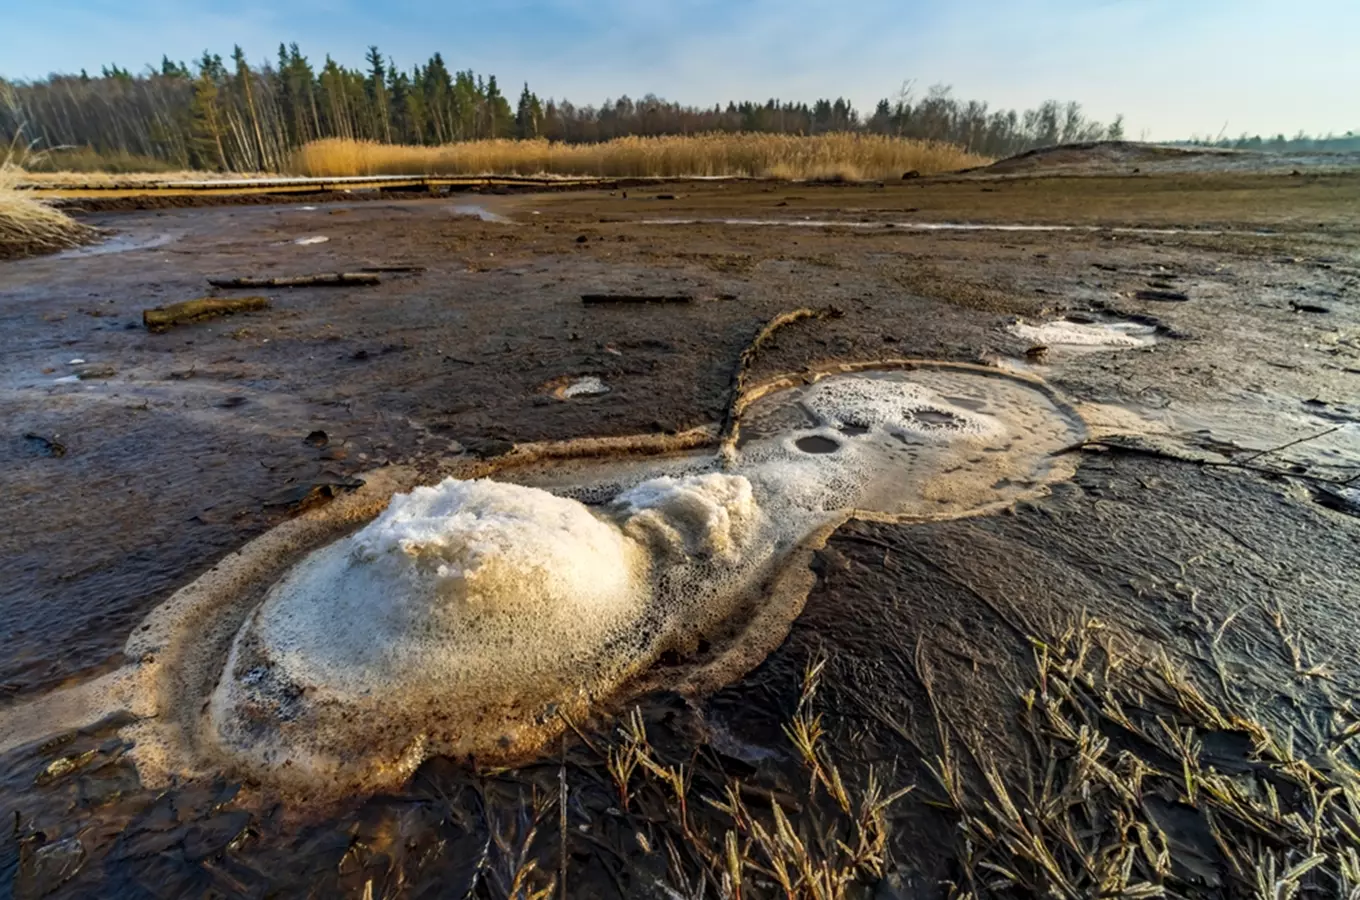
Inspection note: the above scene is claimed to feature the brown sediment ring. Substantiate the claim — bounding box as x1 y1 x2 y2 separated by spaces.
3 358 1086 787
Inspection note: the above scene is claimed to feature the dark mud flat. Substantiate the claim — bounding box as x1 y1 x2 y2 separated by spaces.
2 170 1360 898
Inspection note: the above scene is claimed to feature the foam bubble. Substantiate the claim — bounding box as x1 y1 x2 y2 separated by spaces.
798 376 1003 438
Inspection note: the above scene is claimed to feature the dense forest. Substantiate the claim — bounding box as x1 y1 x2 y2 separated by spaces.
1 44 1126 172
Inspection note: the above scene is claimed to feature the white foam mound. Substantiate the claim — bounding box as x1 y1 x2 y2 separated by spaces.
251 479 648 692
615 473 758 562
1010 320 1155 348
208 473 765 784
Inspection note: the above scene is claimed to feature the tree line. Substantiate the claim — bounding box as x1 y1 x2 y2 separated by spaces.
1181 132 1360 153
1 44 1126 172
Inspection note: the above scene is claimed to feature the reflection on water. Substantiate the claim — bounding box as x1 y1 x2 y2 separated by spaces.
53 232 175 259
451 204 512 223
642 217 1280 237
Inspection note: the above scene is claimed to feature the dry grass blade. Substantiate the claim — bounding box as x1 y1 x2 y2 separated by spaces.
937 617 1360 899
0 162 94 258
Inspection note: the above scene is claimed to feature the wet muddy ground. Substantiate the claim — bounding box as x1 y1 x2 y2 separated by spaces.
2 170 1359 897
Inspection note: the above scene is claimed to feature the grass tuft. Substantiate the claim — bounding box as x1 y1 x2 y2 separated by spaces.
0 162 94 259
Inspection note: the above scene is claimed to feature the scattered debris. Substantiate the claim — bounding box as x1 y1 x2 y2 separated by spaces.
1313 484 1360 517
23 433 66 457
581 293 693 305
15 834 85 897
465 438 515 459
75 365 116 380
355 264 426 274
1135 288 1190 302
263 475 364 513
553 376 611 399
143 296 270 332
206 273 380 288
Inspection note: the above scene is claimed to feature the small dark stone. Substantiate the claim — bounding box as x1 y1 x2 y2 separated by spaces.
575 235 588 244
24 433 67 458
901 170 920 180
303 430 329 448
1135 289 1191 302
467 438 514 459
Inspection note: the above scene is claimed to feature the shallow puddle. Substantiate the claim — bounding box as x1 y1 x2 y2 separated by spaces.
642 217 1267 237
451 204 512 223
53 232 174 259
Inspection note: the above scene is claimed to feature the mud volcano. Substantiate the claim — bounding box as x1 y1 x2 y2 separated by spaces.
1 363 1088 796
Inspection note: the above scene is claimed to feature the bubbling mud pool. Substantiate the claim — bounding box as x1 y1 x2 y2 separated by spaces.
0 363 1088 797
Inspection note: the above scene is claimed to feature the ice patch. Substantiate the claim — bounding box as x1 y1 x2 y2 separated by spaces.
559 376 610 398
1009 319 1155 348
294 236 329 245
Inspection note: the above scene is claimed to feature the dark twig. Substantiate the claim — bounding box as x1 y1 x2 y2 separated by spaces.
206 272 380 288
720 306 844 448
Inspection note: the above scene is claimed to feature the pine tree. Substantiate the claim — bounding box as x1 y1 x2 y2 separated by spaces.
364 45 392 142
485 75 511 138
189 55 228 170
515 83 542 139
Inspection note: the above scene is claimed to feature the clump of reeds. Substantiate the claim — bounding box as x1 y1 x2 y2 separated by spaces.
930 615 1360 899
0 162 95 258
289 133 990 181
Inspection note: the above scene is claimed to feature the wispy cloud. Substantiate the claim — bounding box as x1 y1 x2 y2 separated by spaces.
2 0 1356 139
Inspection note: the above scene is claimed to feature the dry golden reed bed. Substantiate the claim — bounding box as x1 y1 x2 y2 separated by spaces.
291 133 990 180
0 163 93 258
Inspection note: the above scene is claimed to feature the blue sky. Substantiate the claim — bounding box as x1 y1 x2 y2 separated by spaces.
3 0 1357 140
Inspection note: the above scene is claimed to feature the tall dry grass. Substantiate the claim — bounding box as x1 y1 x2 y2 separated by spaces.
0 163 94 258
291 133 990 181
